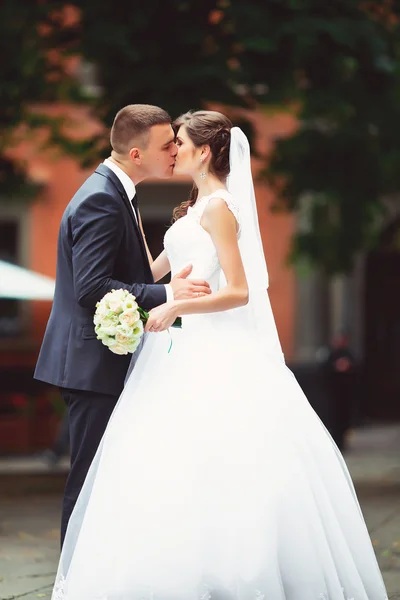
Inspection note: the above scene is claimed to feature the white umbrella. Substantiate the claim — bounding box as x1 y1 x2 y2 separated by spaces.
0 260 55 300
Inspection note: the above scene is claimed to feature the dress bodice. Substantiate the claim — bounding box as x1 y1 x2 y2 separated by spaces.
164 189 239 292
163 189 240 331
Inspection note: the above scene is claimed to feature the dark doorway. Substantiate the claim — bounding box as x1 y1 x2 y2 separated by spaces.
138 181 191 282
364 220 400 420
0 219 22 338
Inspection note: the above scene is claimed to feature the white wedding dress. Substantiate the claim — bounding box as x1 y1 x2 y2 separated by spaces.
53 189 388 600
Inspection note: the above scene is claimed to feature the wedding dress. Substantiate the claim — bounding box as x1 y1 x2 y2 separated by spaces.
52 137 388 600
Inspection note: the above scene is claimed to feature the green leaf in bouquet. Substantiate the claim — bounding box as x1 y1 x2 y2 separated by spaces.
138 307 149 323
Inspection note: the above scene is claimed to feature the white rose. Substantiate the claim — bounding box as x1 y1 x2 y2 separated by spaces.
122 296 138 311
132 320 144 337
103 325 118 336
101 292 114 310
103 315 116 326
108 289 128 314
108 300 123 313
119 309 140 328
110 342 129 355
99 334 117 347
127 338 141 353
114 289 128 301
95 324 107 339
95 301 108 317
98 317 118 336
94 310 107 326
105 310 119 322
115 330 132 345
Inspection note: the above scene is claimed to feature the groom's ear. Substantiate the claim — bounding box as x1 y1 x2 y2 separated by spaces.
129 147 142 165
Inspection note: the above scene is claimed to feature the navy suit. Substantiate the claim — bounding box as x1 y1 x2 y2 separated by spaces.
35 164 166 545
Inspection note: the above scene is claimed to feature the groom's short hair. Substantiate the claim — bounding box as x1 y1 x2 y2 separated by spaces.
110 104 171 153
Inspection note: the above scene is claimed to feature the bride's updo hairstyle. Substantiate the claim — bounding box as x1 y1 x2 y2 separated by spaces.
172 110 232 222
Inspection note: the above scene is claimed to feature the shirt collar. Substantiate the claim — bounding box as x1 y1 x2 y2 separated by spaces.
103 158 136 201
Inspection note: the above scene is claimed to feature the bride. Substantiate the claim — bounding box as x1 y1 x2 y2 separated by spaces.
52 111 388 600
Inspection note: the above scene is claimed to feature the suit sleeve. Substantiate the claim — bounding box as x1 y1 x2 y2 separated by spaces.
71 192 167 310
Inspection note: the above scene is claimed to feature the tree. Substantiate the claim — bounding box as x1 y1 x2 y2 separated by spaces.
0 1 86 199
222 0 400 273
3 0 400 272
52 0 400 272
46 0 245 160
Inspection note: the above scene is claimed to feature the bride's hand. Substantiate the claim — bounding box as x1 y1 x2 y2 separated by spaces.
145 302 179 333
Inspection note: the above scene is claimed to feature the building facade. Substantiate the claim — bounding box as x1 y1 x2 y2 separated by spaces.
1 104 399 452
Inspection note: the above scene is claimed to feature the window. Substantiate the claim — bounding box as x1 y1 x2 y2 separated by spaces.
0 205 29 339
0 220 21 337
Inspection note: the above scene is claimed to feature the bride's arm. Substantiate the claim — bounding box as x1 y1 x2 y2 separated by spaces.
151 250 171 282
145 198 248 331
138 212 171 281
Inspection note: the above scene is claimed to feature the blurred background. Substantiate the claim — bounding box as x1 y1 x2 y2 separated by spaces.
1 1 400 598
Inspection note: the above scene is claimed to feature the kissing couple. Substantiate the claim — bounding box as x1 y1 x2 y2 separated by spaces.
35 104 388 600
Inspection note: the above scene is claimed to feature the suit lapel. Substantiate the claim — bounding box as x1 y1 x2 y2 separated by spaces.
94 164 153 280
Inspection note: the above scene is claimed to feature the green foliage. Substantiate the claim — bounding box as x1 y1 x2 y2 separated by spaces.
0 0 85 195
222 0 400 272
3 0 400 272
53 0 243 135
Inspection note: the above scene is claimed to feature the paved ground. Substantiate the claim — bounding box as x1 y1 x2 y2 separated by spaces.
0 496 60 599
0 424 399 599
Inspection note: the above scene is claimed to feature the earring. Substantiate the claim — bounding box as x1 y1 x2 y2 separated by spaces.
200 157 206 180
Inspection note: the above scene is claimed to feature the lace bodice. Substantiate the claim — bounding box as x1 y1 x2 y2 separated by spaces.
164 189 239 292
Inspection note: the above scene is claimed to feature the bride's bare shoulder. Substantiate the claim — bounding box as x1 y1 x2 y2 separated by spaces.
201 196 239 234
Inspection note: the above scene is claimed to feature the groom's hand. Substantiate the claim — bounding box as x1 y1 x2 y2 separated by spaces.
170 264 211 300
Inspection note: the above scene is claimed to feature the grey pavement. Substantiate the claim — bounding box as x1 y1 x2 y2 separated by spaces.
0 495 60 599
0 424 399 599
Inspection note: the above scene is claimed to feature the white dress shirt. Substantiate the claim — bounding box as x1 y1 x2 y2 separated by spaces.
103 159 173 302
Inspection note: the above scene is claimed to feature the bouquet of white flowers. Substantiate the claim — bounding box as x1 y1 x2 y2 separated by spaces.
93 289 148 355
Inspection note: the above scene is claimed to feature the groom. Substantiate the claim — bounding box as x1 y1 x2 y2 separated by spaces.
34 104 211 546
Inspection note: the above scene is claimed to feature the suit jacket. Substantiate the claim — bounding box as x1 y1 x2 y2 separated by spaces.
34 164 166 396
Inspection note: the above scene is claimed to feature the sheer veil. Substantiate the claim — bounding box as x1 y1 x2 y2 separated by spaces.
226 127 284 362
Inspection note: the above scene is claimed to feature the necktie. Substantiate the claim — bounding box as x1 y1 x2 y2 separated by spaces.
130 194 139 221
